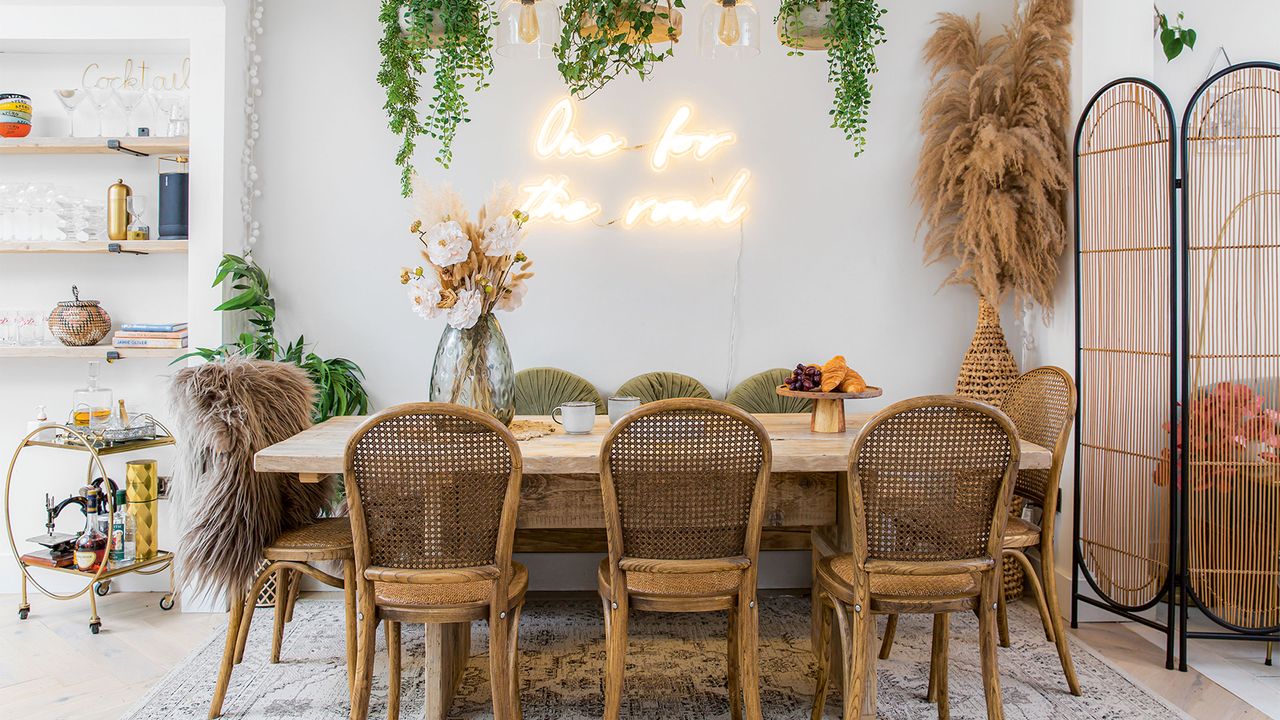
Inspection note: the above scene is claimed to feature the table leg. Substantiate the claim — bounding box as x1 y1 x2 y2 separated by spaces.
423 621 471 720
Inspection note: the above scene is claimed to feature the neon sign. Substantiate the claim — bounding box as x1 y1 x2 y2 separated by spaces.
522 98 750 228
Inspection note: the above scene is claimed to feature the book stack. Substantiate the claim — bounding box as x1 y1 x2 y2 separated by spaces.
112 322 189 350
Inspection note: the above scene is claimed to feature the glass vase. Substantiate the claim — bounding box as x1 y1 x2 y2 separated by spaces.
429 313 516 425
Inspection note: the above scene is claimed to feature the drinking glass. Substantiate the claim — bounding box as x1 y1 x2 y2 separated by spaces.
15 310 39 346
86 87 116 137
112 87 146 137
0 311 15 346
52 89 86 137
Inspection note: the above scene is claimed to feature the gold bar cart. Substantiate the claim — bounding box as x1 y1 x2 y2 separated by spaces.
4 422 176 633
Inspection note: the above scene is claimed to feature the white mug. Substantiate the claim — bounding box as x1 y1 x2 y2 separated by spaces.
552 401 596 434
608 396 642 424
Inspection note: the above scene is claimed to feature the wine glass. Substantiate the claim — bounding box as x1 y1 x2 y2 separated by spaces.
112 87 146 137
52 89 86 137
86 87 116 137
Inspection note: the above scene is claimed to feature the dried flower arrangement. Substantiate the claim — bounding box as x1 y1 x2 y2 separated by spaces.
915 0 1072 311
400 181 534 330
1155 383 1280 493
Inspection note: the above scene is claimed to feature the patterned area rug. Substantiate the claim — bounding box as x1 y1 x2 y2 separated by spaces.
124 595 1189 719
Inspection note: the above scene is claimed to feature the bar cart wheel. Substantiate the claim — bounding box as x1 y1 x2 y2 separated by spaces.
18 607 29 620
89 621 101 634
94 580 111 596
159 594 174 611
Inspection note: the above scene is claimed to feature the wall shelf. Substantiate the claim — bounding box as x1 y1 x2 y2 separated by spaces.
0 241 188 255
0 345 185 361
0 136 189 156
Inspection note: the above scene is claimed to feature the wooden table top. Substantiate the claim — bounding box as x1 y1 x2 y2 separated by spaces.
254 412 1053 476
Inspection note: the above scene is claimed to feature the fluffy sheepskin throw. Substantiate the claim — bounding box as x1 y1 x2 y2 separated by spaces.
169 359 335 600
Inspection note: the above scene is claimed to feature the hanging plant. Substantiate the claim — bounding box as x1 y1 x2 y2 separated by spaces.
555 0 685 100
776 0 887 156
377 0 496 195
1154 6 1197 62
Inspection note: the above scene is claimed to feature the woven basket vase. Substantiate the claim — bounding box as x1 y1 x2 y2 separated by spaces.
48 286 112 347
955 295 1020 406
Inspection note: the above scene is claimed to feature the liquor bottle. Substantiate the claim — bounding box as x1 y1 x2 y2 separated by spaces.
109 490 134 565
71 361 113 429
74 489 108 573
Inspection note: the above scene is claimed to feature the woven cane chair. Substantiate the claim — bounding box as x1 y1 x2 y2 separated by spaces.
811 397 1020 720
992 367 1080 694
344 403 525 720
598 398 772 720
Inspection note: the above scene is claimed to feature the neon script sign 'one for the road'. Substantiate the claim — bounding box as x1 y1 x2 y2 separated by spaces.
522 98 749 228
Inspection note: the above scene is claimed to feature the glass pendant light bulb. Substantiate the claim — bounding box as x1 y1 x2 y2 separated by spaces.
518 0 540 44
717 2 741 46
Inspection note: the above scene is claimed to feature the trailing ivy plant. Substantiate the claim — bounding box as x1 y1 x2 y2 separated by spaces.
556 0 685 100
777 0 887 157
179 254 370 424
378 0 496 195
1154 6 1196 62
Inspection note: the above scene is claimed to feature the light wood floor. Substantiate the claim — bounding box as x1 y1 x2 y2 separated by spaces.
0 592 1269 720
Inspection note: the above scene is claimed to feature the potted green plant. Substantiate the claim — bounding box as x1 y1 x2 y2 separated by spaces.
377 0 496 194
555 0 685 99
776 0 887 157
1154 6 1197 62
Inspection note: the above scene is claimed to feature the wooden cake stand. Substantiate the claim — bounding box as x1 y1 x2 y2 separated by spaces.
776 385 884 433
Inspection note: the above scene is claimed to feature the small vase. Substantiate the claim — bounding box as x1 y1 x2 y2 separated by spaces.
429 313 516 425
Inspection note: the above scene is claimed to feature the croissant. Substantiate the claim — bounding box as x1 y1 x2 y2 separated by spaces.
839 370 867 393
820 355 849 392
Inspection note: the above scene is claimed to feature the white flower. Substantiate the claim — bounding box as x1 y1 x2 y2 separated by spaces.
495 277 527 312
447 288 483 330
481 214 524 257
406 275 442 320
425 220 470 267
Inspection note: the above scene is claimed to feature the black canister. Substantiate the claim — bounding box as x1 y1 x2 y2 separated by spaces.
158 155 189 240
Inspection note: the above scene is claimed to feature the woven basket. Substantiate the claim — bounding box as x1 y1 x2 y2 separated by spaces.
48 285 111 347
956 295 1020 406
1002 496 1026 601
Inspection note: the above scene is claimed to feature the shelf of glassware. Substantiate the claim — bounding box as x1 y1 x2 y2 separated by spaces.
0 345 185 360
0 240 188 254
0 136 189 156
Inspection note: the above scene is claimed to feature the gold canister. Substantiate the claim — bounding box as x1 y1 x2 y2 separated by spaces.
107 178 132 241
126 459 159 560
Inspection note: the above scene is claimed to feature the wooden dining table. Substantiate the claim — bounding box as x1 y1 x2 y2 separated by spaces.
255 412 1052 719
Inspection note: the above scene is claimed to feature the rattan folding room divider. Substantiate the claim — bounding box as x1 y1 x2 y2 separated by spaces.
1074 62 1280 671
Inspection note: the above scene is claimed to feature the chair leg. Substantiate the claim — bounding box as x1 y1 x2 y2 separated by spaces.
997 589 1010 649
387 620 402 720
930 614 950 720
343 560 357 701
810 543 823 654
728 606 743 720
978 575 1005 720
738 595 763 720
208 589 246 719
489 605 513 720
284 569 302 622
350 581 378 720
832 598 872 720
271 567 291 663
879 614 899 660
810 593 832 720
1039 544 1082 696
235 564 279 665
508 602 524 720
603 593 629 720
1007 550 1054 643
